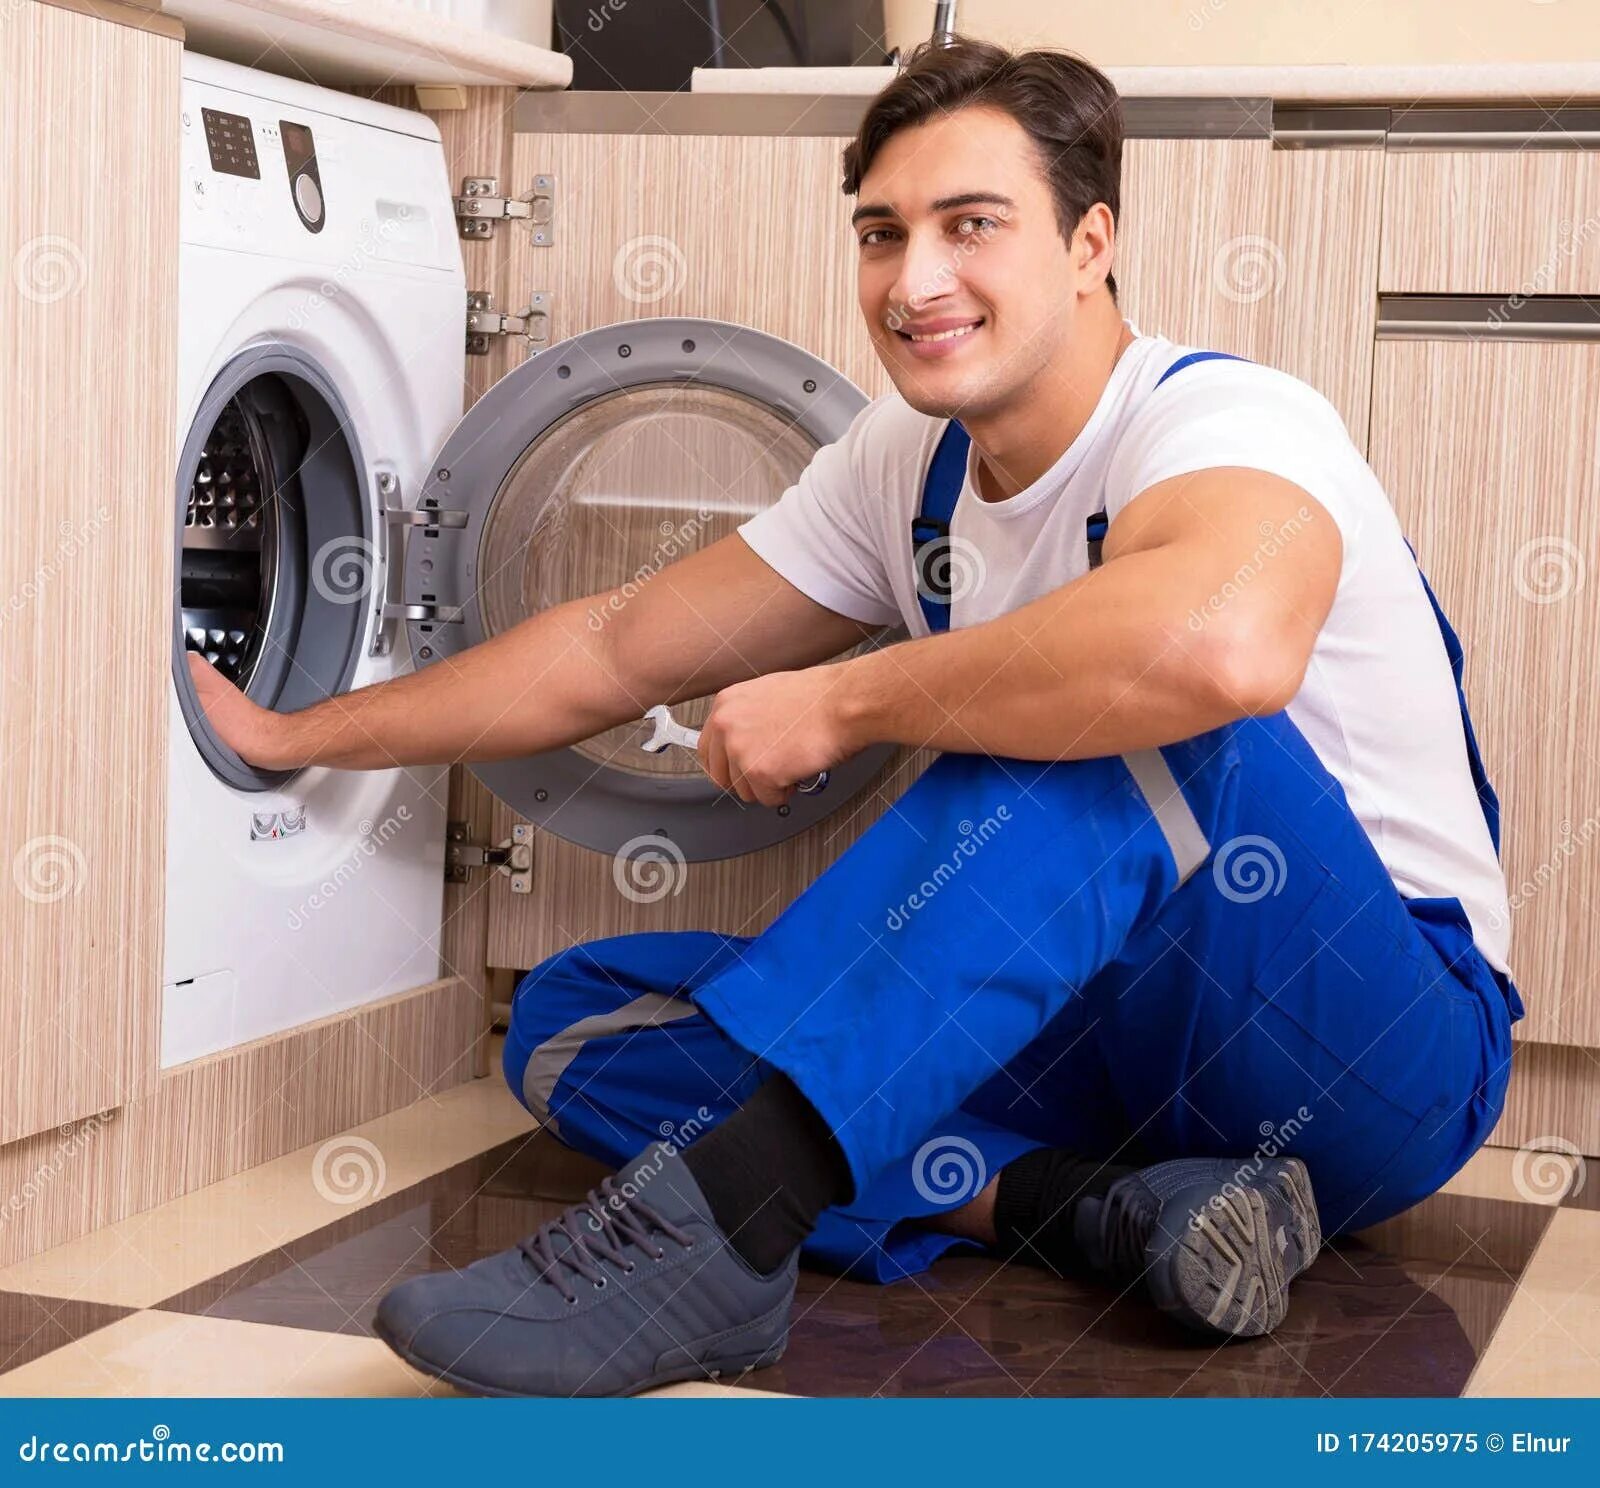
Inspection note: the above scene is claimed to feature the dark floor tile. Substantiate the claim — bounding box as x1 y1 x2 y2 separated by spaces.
152 1131 605 1335
151 1132 1552 1397
0 1292 136 1376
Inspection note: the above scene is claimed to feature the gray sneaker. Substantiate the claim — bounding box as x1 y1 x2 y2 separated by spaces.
373 1141 797 1396
1075 1155 1321 1337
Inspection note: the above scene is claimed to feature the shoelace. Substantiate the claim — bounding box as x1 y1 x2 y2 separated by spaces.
1100 1186 1158 1282
516 1175 693 1306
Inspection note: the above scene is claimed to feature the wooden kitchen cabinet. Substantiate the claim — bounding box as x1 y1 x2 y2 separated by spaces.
1369 337 1600 1056
0 1 180 1144
1382 148 1600 295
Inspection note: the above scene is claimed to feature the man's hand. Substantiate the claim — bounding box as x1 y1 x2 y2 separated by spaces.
185 652 298 769
698 665 865 807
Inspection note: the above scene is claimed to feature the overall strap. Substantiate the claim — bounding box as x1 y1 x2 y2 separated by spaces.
1404 539 1504 858
1086 349 1254 570
911 419 972 634
912 350 1257 623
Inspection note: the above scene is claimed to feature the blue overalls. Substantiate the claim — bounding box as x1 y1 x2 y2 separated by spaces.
504 350 1525 1283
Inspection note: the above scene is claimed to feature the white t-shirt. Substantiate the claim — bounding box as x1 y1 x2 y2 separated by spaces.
737 323 1513 974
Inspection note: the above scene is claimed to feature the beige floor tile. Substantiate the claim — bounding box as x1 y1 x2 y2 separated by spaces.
0 1310 794 1399
1444 1144 1581 1206
0 1312 458 1398
0 1076 535 1309
1466 1208 1600 1396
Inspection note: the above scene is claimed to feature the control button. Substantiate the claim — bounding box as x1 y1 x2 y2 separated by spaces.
294 173 323 223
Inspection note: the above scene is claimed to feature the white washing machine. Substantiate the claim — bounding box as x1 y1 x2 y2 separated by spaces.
166 55 902 1070
164 53 464 1066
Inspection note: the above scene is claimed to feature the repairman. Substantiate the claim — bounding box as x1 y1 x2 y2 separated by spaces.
189 39 1523 1397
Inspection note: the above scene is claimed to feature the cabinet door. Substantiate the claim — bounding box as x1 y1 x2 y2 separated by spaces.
1119 138 1384 448
1368 337 1600 1050
0 3 178 1140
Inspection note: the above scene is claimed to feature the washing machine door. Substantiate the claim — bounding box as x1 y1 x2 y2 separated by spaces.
403 317 899 862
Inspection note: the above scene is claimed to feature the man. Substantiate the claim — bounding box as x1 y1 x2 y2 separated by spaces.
191 39 1523 1397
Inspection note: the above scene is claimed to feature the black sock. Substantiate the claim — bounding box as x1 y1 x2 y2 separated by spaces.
680 1073 852 1274
993 1147 1138 1274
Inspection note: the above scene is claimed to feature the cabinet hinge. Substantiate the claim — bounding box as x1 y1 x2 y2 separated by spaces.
446 821 533 893
466 290 552 354
454 174 555 243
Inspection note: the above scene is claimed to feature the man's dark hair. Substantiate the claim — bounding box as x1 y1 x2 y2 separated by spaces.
841 38 1124 300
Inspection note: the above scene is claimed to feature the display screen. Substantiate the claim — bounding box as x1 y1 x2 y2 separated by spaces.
201 107 260 179
280 120 316 174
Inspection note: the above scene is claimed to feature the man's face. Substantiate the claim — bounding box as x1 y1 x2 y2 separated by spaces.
852 105 1094 419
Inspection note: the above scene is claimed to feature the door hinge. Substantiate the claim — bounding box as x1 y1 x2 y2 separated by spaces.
466 290 552 354
446 821 533 893
455 174 555 243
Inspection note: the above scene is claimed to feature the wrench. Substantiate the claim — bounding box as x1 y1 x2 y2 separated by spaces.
639 704 829 796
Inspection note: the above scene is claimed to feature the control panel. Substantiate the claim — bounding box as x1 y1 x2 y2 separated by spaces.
280 118 326 234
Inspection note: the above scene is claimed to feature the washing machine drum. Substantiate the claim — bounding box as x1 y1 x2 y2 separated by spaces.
405 318 899 862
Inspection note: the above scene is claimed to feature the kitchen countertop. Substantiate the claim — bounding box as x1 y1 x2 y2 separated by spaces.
158 0 569 87
691 62 1600 104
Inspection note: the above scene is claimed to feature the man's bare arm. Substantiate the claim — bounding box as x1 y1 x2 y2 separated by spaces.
190 533 875 771
824 467 1342 762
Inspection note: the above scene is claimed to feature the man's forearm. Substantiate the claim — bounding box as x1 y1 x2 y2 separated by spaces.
834 547 1279 762
270 599 642 770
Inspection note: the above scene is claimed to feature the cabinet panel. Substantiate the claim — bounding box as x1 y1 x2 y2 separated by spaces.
1120 138 1383 446
1368 338 1600 1048
1382 150 1600 294
0 4 178 1140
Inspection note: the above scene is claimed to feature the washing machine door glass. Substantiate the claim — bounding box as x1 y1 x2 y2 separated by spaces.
479 383 819 781
172 346 372 792
407 318 899 862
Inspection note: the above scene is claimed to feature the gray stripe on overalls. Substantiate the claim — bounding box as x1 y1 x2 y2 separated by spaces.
1088 519 1211 887
522 991 699 1133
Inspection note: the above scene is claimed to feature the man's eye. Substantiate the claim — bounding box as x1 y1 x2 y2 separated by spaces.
859 227 897 247
957 216 998 238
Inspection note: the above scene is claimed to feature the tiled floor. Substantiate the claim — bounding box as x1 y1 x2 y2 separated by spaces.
0 1070 1594 1398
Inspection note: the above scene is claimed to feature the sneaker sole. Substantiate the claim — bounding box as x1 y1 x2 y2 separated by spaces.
1145 1157 1322 1339
372 1314 785 1399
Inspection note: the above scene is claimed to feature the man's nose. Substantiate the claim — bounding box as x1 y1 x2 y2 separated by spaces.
887 230 960 322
